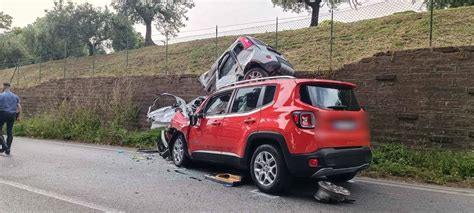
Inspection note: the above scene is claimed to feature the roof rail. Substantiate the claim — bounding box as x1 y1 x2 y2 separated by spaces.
220 75 296 90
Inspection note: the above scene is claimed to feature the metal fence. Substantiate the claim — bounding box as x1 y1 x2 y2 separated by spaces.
1 0 472 88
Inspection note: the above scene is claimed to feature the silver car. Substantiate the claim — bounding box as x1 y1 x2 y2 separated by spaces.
199 36 295 92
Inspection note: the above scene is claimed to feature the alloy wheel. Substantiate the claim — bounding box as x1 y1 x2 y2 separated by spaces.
173 138 184 163
253 151 278 186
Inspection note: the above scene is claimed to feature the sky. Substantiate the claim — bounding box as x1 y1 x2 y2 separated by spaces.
0 0 422 42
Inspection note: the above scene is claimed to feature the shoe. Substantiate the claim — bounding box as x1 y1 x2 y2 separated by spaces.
5 149 10 155
0 149 4 153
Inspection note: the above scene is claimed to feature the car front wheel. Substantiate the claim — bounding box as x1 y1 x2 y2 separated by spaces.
250 144 290 194
171 135 190 167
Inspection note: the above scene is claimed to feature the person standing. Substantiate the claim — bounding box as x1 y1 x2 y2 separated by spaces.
0 82 21 155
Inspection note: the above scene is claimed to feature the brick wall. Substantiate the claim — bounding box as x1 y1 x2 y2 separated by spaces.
331 46 474 149
16 46 474 148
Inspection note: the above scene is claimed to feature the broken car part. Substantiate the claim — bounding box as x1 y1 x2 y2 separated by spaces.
314 181 352 203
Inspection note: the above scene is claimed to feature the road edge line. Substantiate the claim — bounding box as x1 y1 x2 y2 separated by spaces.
0 178 120 212
356 177 474 197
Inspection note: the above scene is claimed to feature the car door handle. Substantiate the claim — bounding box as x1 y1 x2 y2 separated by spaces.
244 118 256 124
211 121 221 126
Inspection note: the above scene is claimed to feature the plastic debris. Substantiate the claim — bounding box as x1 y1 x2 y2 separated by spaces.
204 173 243 187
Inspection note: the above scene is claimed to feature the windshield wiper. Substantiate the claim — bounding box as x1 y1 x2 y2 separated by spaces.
327 105 348 110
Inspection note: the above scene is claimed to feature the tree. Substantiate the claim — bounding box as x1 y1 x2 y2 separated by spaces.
272 0 359 27
110 15 144 51
0 12 13 30
426 0 474 9
112 0 194 46
73 3 115 56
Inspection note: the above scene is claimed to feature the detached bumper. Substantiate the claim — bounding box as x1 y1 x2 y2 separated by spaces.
284 146 372 178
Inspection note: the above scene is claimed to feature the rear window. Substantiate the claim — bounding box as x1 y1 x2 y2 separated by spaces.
300 84 360 111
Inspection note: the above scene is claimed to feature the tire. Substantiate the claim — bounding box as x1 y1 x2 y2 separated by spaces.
326 172 357 183
171 135 190 167
243 67 269 80
250 144 291 194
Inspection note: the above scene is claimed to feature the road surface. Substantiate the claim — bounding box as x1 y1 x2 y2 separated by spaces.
1 137 473 212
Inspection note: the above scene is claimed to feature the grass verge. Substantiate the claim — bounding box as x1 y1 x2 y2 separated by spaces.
363 144 474 188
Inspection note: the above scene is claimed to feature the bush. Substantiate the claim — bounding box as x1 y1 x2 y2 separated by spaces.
367 144 474 185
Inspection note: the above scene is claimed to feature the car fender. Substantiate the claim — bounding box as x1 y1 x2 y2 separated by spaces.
243 131 291 169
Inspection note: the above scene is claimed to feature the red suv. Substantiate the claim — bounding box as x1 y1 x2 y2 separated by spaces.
166 76 372 194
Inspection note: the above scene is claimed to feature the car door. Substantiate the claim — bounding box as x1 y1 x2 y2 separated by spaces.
216 52 240 90
187 91 233 156
219 85 269 157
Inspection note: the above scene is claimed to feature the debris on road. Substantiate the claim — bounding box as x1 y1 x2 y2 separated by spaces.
204 173 243 187
314 181 354 204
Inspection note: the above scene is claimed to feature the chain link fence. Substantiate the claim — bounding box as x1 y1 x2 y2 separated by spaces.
1 0 473 88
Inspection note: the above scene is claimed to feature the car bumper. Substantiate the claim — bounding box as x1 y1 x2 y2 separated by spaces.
284 146 372 178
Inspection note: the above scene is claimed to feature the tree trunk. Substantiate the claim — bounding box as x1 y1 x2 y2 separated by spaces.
308 0 322 27
87 42 94 56
144 19 156 46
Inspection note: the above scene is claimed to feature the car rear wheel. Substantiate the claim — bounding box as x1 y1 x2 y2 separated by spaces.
171 135 190 167
244 67 268 80
326 172 357 183
250 144 290 194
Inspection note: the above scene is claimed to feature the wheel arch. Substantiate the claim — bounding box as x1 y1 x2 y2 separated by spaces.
243 61 268 74
167 128 190 157
243 131 291 169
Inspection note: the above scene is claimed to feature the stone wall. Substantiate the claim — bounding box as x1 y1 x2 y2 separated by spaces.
16 46 474 148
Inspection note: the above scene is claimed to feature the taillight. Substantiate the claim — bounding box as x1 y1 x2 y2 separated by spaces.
292 111 316 129
240 37 254 49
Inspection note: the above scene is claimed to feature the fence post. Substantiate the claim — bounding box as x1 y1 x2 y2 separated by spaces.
126 36 129 68
92 45 96 76
63 42 67 78
275 17 278 50
39 60 42 83
329 8 334 72
16 59 20 87
165 35 169 75
215 25 218 59
429 0 434 48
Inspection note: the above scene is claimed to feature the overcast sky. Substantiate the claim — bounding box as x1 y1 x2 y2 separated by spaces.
1 0 421 41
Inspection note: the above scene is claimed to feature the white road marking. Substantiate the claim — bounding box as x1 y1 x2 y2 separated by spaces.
0 178 120 212
356 177 474 197
250 189 280 199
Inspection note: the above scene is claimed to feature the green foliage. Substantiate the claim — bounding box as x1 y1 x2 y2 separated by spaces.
0 11 13 30
111 0 194 45
368 144 474 185
13 79 156 148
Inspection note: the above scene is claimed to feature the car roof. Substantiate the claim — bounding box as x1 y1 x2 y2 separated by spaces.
219 78 357 93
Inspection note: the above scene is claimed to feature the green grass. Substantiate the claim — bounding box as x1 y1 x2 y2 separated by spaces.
364 144 474 188
1 6 473 87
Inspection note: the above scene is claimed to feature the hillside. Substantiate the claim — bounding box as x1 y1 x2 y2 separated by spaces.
1 6 473 88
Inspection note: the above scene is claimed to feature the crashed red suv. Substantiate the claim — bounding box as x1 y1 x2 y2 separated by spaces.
167 76 372 194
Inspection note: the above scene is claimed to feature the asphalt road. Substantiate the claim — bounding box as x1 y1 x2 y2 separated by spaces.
1 137 473 212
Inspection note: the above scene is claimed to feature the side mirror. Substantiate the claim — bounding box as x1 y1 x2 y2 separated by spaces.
190 113 204 126
361 105 368 111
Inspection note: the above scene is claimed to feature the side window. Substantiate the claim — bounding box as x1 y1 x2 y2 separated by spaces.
204 92 232 116
231 87 263 113
233 43 244 56
219 54 236 79
262 86 276 105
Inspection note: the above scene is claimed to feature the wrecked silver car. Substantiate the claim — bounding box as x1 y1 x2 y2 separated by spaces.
199 36 295 92
147 93 205 129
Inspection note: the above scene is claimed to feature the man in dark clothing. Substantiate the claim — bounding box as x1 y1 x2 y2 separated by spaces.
0 82 21 155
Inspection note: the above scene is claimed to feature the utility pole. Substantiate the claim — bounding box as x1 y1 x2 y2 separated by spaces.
215 25 218 59
429 0 434 48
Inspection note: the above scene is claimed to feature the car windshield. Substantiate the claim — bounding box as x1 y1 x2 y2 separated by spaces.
300 84 361 111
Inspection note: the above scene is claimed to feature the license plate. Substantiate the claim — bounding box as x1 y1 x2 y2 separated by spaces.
333 121 357 130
